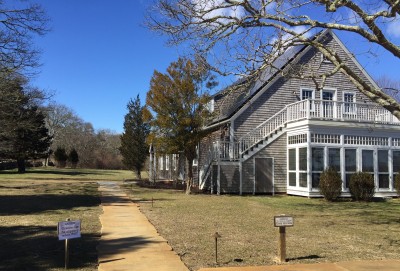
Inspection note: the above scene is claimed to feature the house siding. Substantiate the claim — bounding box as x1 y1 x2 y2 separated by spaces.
219 163 241 194
233 33 374 140
255 134 287 193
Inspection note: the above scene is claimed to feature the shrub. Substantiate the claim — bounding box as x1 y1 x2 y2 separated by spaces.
54 147 68 168
68 148 79 168
395 173 400 197
319 167 342 201
349 172 375 201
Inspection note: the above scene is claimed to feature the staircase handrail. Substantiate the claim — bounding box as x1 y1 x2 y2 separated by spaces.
238 105 289 154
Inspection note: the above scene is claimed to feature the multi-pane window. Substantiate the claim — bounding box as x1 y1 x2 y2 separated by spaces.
362 150 374 184
312 148 324 188
343 93 356 114
288 149 296 186
299 148 307 187
344 136 388 146
345 149 357 188
301 89 313 100
328 148 341 172
311 134 340 144
159 157 164 170
288 148 308 188
288 134 307 144
378 150 389 188
301 89 314 110
393 151 400 184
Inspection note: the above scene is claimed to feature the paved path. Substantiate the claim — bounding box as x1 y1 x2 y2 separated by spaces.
97 181 188 271
198 259 400 271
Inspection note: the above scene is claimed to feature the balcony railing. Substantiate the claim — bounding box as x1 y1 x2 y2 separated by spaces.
207 99 400 162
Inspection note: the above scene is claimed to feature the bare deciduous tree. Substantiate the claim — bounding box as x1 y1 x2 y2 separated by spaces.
0 1 49 74
147 0 400 118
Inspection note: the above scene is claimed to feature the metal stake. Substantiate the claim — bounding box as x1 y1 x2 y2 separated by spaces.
65 218 70 269
214 232 221 264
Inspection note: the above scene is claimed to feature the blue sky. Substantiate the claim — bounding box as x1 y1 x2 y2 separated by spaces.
32 0 181 133
29 1 400 133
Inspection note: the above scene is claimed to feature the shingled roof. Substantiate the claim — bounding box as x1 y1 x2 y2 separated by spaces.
207 40 308 127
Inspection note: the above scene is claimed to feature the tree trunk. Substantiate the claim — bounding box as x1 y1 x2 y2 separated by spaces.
17 158 26 173
186 159 193 194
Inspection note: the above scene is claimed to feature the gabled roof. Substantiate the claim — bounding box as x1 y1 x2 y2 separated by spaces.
205 29 379 129
207 37 309 127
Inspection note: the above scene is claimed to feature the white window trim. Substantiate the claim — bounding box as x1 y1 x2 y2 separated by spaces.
321 88 337 101
300 88 315 111
343 91 357 115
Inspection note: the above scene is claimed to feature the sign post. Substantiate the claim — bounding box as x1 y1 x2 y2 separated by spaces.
58 219 81 269
274 215 294 263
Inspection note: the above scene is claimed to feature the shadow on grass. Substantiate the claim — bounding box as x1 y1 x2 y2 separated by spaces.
0 194 100 215
0 168 121 176
0 225 99 270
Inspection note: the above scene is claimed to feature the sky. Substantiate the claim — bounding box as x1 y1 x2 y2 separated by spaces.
27 0 400 134
31 0 181 133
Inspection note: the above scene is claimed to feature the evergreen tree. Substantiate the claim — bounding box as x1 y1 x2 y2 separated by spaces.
68 148 79 168
146 57 217 193
120 95 150 179
0 75 51 173
54 147 68 168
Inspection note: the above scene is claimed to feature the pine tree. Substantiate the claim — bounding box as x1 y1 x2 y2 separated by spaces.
120 95 150 179
0 75 52 173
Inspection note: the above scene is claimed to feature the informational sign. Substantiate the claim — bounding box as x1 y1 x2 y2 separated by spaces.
274 216 294 227
58 220 81 240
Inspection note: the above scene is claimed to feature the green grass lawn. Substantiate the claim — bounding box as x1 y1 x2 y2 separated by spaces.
123 183 400 271
0 167 134 270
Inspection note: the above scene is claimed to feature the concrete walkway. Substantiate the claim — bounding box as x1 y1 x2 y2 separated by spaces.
97 181 188 271
198 259 400 271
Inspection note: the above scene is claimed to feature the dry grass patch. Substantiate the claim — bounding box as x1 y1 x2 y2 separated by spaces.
123 183 400 271
0 168 133 270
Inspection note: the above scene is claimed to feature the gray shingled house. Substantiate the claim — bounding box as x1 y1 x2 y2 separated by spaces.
157 30 400 197
196 29 400 197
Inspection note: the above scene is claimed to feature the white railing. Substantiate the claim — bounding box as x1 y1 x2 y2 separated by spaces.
239 107 288 154
201 99 400 165
286 99 400 124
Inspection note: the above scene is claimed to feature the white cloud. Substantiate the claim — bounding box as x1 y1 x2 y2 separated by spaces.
191 0 245 22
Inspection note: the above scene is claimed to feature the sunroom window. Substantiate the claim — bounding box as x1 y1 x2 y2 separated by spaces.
299 148 307 187
312 148 324 188
345 149 357 188
393 151 400 183
378 150 389 189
